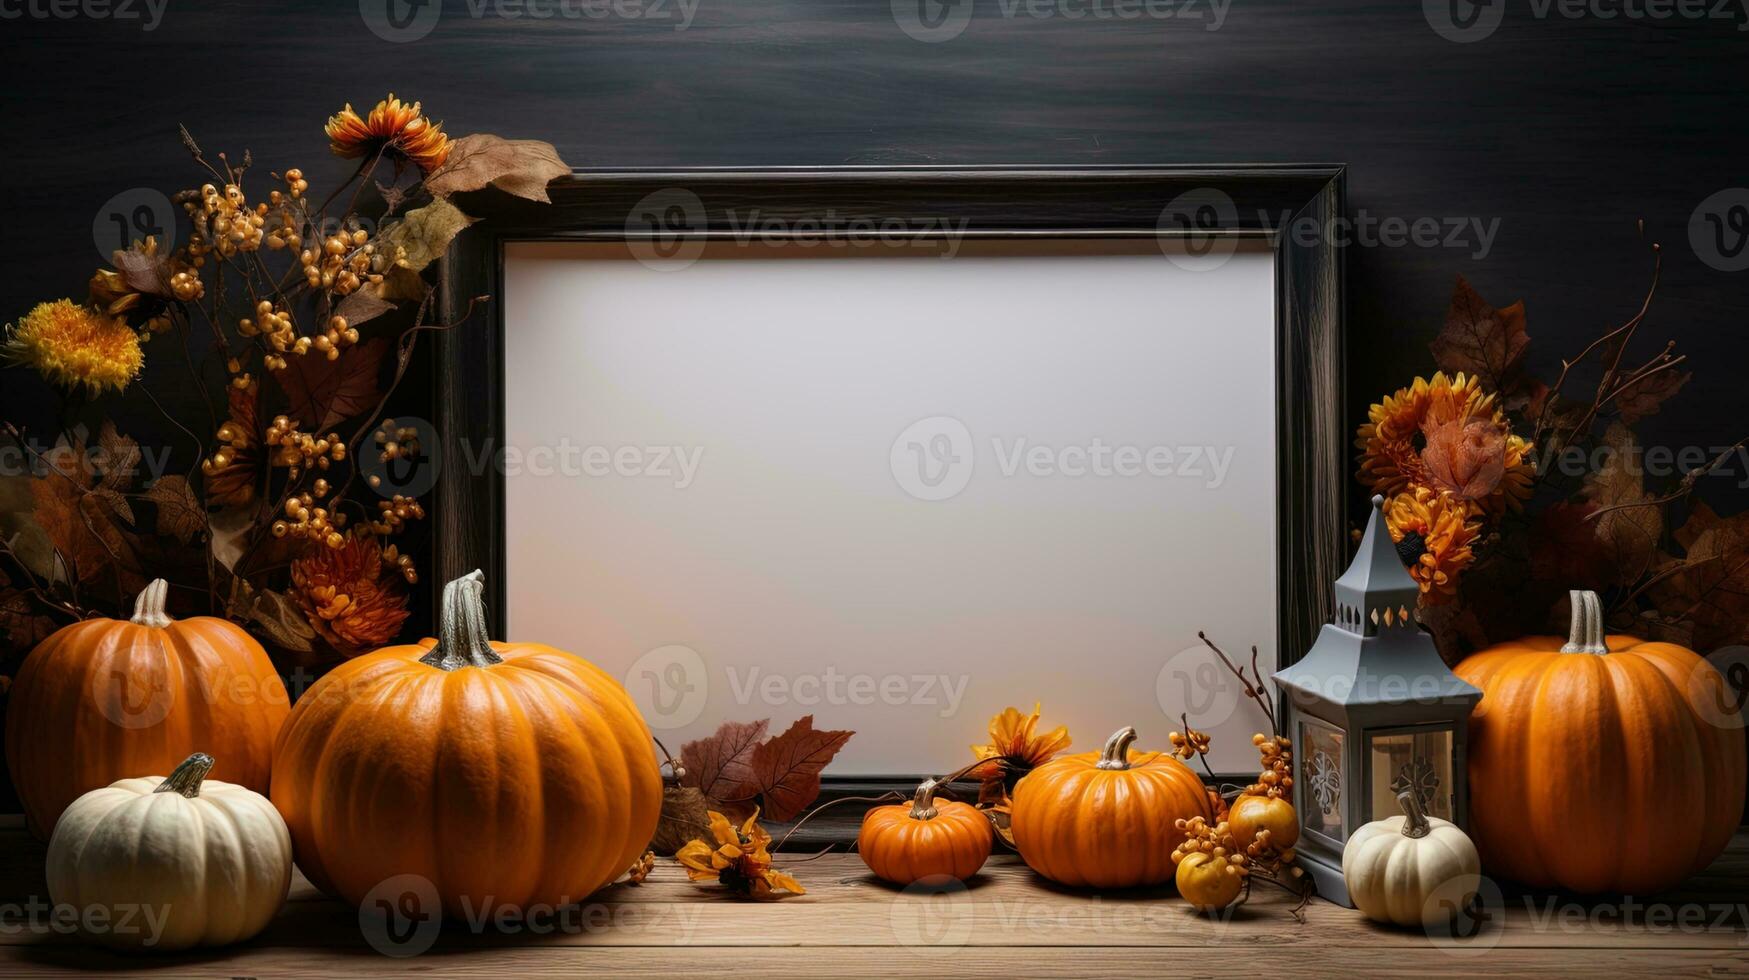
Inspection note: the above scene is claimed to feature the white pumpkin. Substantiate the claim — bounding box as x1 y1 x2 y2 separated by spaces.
46 752 292 951
1342 790 1480 928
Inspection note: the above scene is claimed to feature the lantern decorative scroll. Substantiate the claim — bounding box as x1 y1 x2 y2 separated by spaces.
1272 495 1483 906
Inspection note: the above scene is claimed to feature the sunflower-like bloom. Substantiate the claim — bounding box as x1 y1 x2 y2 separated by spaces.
970 702 1072 788
3 299 142 395
1384 487 1480 605
675 810 805 898
325 94 451 173
1356 371 1534 519
290 533 412 654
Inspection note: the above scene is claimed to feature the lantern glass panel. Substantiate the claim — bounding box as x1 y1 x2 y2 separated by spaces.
1366 726 1454 822
1298 718 1347 842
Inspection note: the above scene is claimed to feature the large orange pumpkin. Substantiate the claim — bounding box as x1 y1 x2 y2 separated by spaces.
858 778 993 885
5 579 288 839
1456 589 1747 895
1010 726 1215 888
270 571 661 916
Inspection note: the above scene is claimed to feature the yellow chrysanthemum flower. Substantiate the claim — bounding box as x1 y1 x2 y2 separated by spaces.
675 809 805 898
1356 371 1534 519
3 299 142 395
1384 487 1480 605
325 94 451 173
970 702 1072 787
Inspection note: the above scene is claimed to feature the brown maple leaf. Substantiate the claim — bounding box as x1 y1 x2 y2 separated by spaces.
273 337 388 431
1583 424 1663 587
1614 367 1692 425
144 475 205 544
747 716 853 822
1430 276 1530 396
1648 501 1749 650
0 588 57 651
679 718 769 803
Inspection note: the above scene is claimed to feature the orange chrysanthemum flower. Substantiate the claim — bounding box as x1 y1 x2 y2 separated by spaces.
675 810 804 898
325 94 451 173
3 299 142 395
970 702 1072 788
1384 487 1480 605
1356 371 1534 519
290 533 412 654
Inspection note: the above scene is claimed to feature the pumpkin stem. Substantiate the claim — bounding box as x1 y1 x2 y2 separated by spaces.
419 570 505 671
1095 726 1138 771
154 752 215 798
130 579 173 628
1396 789 1432 839
1559 589 1609 655
908 778 940 820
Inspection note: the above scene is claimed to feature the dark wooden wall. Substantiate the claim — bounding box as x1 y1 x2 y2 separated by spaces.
3 0 1746 496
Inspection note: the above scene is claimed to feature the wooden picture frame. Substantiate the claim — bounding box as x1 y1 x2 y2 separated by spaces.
430 166 1346 818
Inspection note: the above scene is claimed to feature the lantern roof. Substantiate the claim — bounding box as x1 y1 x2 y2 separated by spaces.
1272 495 1482 710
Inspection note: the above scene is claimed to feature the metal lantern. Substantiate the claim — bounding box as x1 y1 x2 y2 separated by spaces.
1272 494 1483 906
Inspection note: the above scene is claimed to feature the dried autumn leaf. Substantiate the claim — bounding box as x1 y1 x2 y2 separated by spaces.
29 474 144 592
1529 501 1610 592
1649 501 1749 649
242 586 317 654
423 134 571 204
379 198 477 275
1421 417 1507 504
1430 276 1530 395
747 715 853 822
110 239 173 299
334 288 397 329
1614 367 1692 425
0 588 56 651
94 421 142 492
274 337 388 430
144 475 204 544
1583 423 1663 586
680 718 769 803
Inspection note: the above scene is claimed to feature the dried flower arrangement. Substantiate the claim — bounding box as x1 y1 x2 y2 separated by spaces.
1361 228 1749 661
0 97 571 672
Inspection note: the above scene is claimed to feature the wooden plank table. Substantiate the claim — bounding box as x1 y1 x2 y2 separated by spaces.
3 826 1747 978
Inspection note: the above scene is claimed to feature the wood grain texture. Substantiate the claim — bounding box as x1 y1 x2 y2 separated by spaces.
0 828 1746 976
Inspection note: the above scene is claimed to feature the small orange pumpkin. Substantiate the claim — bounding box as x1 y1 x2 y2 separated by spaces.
1456 589 1748 894
5 580 289 839
1010 726 1215 888
1228 793 1298 851
858 778 992 885
270 571 661 916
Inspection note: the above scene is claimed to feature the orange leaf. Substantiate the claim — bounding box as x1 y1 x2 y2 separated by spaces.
1421 417 1506 503
748 716 852 822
